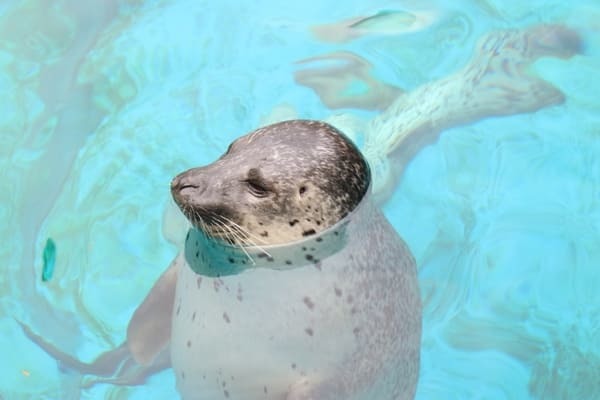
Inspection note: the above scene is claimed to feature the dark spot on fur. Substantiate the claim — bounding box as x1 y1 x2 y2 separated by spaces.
351 306 357 315
303 296 315 310
347 294 354 303
224 389 229 398
302 246 307 251
334 287 342 297
353 327 360 336
195 251 199 258
257 253 267 258
305 254 314 261
228 257 235 264
267 256 274 262
176 305 181 315
306 218 311 222
302 229 316 237
305 327 314 336
264 386 268 394
197 277 202 288
192 311 196 321
223 312 231 323
289 219 299 226
316 220 321 226
310 247 315 251
181 371 185 379
186 232 190 240
292 363 297 369
316 237 322 242
187 340 191 348
285 260 292 265
260 231 269 237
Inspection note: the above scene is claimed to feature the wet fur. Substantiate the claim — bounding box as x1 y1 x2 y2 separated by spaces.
171 120 370 246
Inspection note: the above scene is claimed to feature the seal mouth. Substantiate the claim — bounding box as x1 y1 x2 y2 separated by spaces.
178 204 253 247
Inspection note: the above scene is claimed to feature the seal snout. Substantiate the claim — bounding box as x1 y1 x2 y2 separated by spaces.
171 171 206 204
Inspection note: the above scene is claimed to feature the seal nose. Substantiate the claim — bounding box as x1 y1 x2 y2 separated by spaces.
171 172 205 203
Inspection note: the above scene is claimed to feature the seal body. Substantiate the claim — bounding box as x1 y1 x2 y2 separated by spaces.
171 194 420 399
169 120 421 399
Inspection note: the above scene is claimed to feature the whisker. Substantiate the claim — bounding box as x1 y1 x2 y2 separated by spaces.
212 214 272 259
211 216 256 266
213 213 269 246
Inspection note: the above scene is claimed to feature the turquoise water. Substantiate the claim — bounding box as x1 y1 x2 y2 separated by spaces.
1 0 599 398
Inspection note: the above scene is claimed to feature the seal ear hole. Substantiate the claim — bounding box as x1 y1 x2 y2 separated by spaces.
299 185 308 196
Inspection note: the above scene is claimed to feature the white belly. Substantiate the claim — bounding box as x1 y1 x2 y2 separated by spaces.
171 261 357 400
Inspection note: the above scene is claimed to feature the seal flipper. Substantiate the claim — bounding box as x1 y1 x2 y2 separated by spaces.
127 252 182 365
364 24 583 202
19 319 171 388
18 320 130 376
19 254 182 387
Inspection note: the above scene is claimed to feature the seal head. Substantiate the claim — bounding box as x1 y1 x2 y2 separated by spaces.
170 119 370 246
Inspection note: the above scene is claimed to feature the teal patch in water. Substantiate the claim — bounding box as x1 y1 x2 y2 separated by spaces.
41 238 56 282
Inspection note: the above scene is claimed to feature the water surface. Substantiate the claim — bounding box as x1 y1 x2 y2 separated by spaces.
0 0 598 398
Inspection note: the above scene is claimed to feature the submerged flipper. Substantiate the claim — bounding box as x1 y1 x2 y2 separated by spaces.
19 254 182 388
362 24 583 201
127 253 181 365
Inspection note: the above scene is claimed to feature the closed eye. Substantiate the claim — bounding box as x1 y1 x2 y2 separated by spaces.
245 179 270 198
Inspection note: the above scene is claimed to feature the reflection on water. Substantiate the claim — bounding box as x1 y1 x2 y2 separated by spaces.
0 0 599 398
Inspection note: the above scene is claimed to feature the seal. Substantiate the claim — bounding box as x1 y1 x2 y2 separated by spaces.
166 119 421 399
20 121 420 399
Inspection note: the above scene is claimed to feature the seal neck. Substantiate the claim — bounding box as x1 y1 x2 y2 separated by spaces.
184 217 350 277
183 186 373 277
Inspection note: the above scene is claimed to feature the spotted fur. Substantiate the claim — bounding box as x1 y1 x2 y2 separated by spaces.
169 120 421 399
171 120 370 246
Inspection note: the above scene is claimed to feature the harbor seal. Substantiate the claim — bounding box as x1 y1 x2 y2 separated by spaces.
20 120 420 398
168 119 421 399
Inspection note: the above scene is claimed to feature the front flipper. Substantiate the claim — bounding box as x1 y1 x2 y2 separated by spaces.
127 253 182 365
18 321 170 388
19 254 183 387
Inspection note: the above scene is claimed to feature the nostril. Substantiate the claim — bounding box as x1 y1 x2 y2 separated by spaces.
181 183 199 190
171 173 206 200
171 175 197 191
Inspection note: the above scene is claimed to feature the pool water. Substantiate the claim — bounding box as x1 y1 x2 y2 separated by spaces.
1 0 599 399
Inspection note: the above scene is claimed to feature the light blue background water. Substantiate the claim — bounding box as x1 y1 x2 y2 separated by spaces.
0 0 599 399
